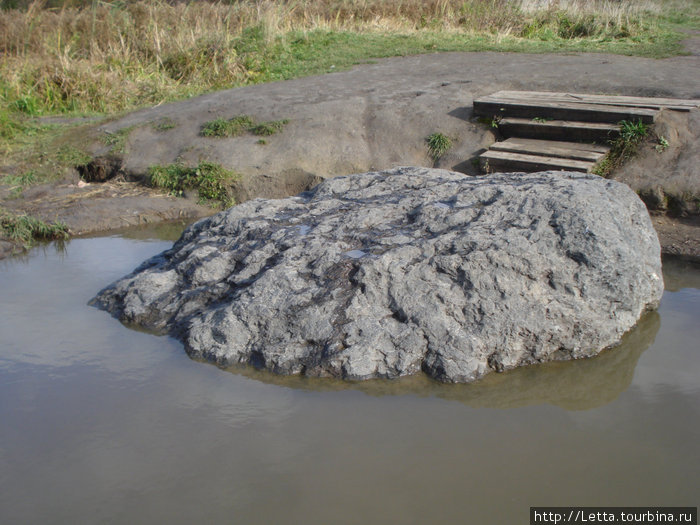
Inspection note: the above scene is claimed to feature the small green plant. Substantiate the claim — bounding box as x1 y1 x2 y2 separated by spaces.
56 145 92 166
0 208 69 248
532 117 550 123
200 115 255 137
227 115 256 131
102 126 135 154
619 119 649 143
426 132 452 161
593 119 649 178
655 135 669 152
2 170 37 188
11 94 41 116
477 116 501 129
592 156 612 178
257 139 267 145
147 161 238 207
250 119 290 136
2 170 37 198
201 116 289 138
0 115 95 188
153 118 177 132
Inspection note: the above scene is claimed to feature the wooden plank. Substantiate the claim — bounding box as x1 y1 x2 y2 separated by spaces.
498 118 619 143
473 97 657 124
480 150 595 173
492 90 700 111
496 136 610 154
490 138 608 162
489 93 694 112
488 94 694 113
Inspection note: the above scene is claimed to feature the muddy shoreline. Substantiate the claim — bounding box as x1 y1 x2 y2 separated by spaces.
1 176 698 263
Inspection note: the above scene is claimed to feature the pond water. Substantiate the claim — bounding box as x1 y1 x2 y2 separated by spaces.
1 225 699 524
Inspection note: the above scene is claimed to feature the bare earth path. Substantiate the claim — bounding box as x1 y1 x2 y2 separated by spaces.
2 46 699 259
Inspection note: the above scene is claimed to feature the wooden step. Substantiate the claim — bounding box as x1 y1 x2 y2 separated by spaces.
498 118 619 143
491 90 700 112
479 150 596 173
489 138 609 162
467 90 695 177
474 96 657 124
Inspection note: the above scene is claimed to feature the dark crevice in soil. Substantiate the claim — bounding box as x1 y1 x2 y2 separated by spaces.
77 155 124 183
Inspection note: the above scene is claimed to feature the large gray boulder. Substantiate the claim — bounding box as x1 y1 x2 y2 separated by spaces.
91 167 663 383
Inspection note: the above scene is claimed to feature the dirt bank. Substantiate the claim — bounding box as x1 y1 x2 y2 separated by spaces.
2 46 699 259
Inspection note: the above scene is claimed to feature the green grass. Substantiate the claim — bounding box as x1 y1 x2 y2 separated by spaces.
250 119 290 136
201 116 255 138
0 107 35 141
101 126 135 154
152 118 177 132
593 119 650 178
147 161 238 207
3 170 37 188
2 170 37 198
260 28 685 85
0 110 93 188
56 144 91 166
656 135 670 153
0 207 69 247
426 132 452 161
619 119 649 143
201 115 289 138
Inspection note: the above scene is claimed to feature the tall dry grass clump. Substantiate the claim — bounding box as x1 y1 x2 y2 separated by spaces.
0 1 275 113
517 0 661 38
0 0 666 115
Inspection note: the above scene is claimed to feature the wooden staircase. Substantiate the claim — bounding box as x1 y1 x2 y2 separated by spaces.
473 91 700 174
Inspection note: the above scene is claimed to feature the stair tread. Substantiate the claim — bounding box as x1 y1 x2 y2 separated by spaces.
474 97 657 123
499 118 620 130
480 150 596 172
491 90 700 111
497 118 620 142
478 96 659 117
491 138 609 161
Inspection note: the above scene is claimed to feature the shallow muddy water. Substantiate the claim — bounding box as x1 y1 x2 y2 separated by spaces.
1 225 699 524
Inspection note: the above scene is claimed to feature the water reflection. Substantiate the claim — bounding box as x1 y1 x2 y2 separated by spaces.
0 239 69 267
223 310 660 410
662 256 700 291
82 219 195 242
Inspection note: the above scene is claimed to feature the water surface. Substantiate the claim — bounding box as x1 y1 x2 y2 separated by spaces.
1 228 698 524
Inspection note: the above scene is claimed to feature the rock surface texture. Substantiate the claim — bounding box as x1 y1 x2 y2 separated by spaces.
92 167 664 383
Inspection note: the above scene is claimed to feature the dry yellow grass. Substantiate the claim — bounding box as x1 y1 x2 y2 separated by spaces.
0 0 685 115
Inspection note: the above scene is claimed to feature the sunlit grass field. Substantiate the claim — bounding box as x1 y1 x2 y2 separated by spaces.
1 0 698 121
